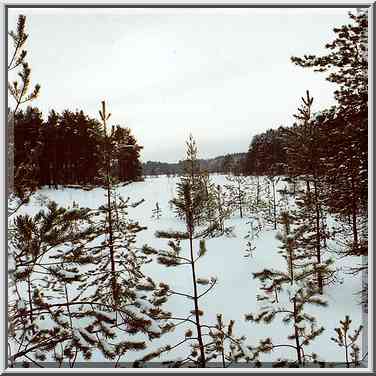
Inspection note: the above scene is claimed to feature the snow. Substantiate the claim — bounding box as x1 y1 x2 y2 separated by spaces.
147 320 162 335
285 281 304 298
34 350 44 358
35 317 54 331
10 175 365 366
17 299 26 310
135 297 155 312
99 339 114 356
54 346 63 360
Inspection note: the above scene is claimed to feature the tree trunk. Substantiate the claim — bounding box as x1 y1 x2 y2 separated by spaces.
272 179 277 230
101 106 118 308
313 178 323 294
350 176 358 248
293 297 302 366
188 232 206 367
344 332 350 368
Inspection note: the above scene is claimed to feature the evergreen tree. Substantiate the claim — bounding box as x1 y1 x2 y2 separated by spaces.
277 209 335 294
112 125 143 182
151 202 162 219
291 11 368 293
8 202 97 366
291 11 367 114
199 170 228 231
264 175 281 230
223 174 253 219
330 315 363 368
8 14 41 213
80 102 168 360
135 143 244 367
246 282 326 367
174 135 225 236
286 91 332 294
246 208 333 366
178 134 206 223
138 180 212 367
8 15 40 114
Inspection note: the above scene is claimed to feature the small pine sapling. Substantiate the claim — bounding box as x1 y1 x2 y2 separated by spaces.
224 174 253 219
79 102 170 362
331 315 363 368
136 174 244 367
245 282 327 367
173 135 229 237
204 314 251 367
243 215 263 258
264 176 281 230
151 202 162 219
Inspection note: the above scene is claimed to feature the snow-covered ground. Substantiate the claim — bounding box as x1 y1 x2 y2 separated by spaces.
11 175 365 366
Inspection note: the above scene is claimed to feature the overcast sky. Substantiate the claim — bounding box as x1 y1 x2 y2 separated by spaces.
8 7 358 162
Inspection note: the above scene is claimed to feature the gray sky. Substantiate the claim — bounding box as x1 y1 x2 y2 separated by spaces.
8 8 355 162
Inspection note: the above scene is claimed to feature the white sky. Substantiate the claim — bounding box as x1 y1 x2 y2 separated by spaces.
8 7 358 162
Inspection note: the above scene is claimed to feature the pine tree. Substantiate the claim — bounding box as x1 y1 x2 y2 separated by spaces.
135 144 244 367
286 91 332 294
292 194 336 293
246 282 326 367
291 11 368 298
203 314 250 367
8 15 41 114
9 195 166 366
174 135 226 236
331 315 363 368
247 207 331 367
279 208 335 293
243 209 264 259
80 102 169 334
224 174 253 219
265 175 281 230
151 202 162 219
11 105 143 190
8 201 97 366
8 15 41 214
112 125 143 182
291 11 367 114
215 184 226 232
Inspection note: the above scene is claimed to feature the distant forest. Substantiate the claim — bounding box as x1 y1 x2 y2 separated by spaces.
142 153 246 176
11 107 143 191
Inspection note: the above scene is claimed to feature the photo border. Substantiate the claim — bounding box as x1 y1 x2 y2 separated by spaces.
2 1 374 374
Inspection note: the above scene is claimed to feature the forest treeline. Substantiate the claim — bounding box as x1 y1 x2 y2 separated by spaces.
143 153 246 176
12 107 143 189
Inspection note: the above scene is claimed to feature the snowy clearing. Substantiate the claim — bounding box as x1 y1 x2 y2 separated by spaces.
11 174 365 366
